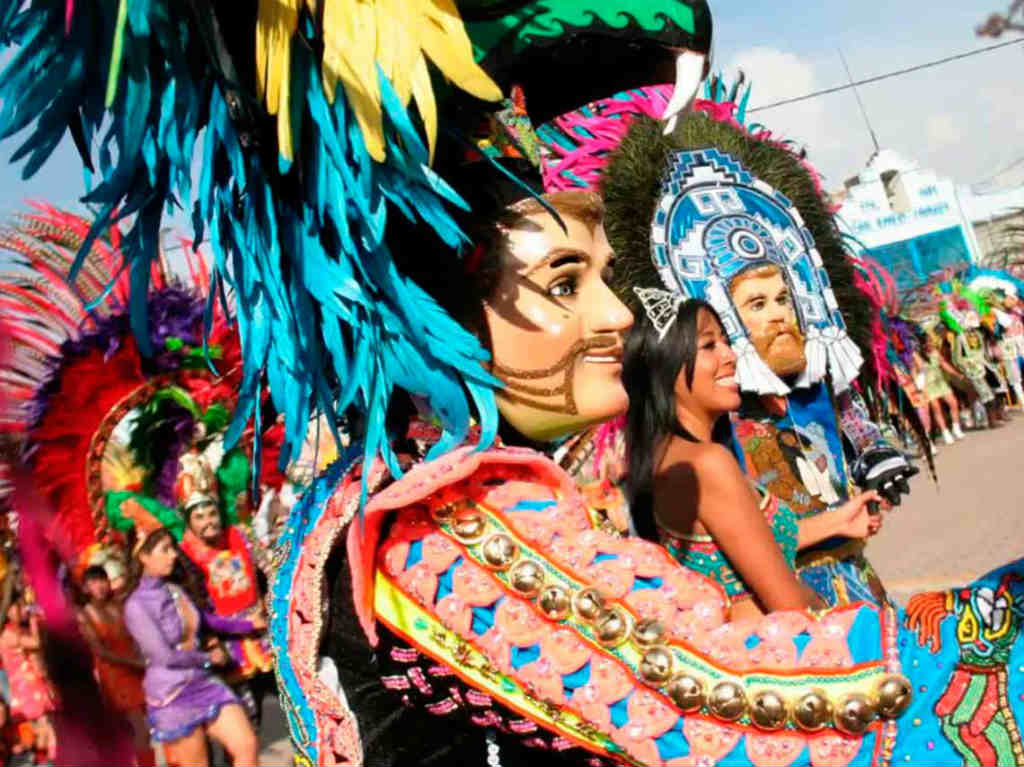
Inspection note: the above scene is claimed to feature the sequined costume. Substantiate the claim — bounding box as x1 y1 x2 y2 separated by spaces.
123 576 253 742
79 604 146 714
658 489 799 600
179 526 273 682
953 330 1002 404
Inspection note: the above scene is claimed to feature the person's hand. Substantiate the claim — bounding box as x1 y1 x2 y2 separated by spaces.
250 612 267 632
834 490 883 539
209 645 229 667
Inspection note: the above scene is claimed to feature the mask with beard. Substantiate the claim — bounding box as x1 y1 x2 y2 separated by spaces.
730 264 808 378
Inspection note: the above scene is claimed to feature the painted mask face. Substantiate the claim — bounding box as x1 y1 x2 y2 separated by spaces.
484 196 634 442
730 265 807 377
674 308 741 417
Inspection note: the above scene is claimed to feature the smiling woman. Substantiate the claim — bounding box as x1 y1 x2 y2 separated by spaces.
621 299 881 620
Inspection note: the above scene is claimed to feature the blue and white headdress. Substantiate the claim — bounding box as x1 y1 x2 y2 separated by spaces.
648 148 863 394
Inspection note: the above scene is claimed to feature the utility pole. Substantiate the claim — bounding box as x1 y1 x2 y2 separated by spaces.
838 48 881 154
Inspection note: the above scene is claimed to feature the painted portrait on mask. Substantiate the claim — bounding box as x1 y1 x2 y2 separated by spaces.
729 262 807 378
646 148 862 395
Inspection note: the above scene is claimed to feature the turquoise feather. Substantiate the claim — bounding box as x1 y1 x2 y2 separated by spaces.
0 0 502 508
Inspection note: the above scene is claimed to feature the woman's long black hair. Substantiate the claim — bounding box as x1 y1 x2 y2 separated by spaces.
623 298 733 542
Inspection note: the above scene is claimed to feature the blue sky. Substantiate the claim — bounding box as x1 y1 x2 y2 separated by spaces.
0 1 1019 226
712 0 1024 189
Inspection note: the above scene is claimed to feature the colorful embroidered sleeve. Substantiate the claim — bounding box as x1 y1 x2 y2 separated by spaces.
354 446 910 767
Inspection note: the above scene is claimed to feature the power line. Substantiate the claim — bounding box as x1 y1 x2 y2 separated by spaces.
838 47 880 153
748 37 1024 113
972 154 1024 190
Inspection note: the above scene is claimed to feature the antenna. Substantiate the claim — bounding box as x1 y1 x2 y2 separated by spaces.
838 48 881 153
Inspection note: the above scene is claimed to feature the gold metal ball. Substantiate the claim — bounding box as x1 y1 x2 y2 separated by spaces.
633 618 667 647
432 499 468 521
450 510 487 543
572 587 606 622
594 607 631 647
538 585 571 621
667 674 705 712
793 689 832 732
639 646 674 685
875 674 913 719
508 560 544 598
481 533 519 570
750 689 790 731
834 693 876 735
708 681 747 722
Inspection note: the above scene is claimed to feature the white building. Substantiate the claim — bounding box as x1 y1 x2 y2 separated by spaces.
835 149 1024 291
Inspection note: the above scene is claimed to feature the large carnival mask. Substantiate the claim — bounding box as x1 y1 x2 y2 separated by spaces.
484 194 633 442
644 148 862 395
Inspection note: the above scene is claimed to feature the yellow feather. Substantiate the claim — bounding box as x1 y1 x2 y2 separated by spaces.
258 0 500 165
277 35 294 162
255 0 300 159
100 441 146 493
410 53 437 161
420 0 502 102
374 0 399 95
323 0 386 160
255 2 269 98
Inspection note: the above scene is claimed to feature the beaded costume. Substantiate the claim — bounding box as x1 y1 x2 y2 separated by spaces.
658 489 800 600
1 3 1024 767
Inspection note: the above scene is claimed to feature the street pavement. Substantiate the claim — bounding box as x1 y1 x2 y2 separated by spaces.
255 415 1024 763
868 412 1024 606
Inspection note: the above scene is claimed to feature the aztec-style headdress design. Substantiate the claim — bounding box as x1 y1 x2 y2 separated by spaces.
646 148 863 394
602 91 876 396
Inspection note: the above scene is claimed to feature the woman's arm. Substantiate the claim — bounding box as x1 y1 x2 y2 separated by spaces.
123 598 212 670
796 490 882 550
201 610 261 636
76 609 145 669
664 443 820 612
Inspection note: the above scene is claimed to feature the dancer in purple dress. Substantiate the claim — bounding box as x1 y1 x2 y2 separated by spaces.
124 528 261 767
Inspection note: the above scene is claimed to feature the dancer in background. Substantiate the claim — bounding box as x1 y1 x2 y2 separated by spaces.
0 595 57 763
124 526 260 767
177 454 275 727
76 565 154 767
914 334 964 444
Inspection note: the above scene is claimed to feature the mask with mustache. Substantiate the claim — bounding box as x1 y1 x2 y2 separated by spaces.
751 322 808 378
493 335 621 415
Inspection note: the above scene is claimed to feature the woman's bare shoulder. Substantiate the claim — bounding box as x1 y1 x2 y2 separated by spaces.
661 439 736 473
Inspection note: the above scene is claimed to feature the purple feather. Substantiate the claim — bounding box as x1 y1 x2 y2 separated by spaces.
28 288 206 429
888 317 919 369
151 406 195 506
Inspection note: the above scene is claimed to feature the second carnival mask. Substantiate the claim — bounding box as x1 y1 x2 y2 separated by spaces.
648 148 863 395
